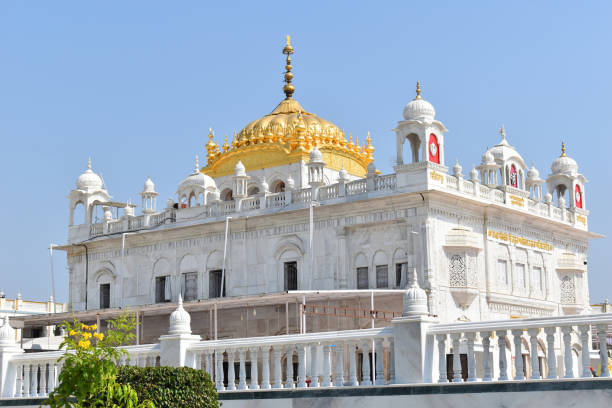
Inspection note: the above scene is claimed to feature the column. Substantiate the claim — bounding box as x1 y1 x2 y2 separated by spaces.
481 331 492 381
250 348 259 390
194 351 202 370
544 327 557 379
528 328 540 379
30 364 38 397
205 350 213 379
260 347 271 389
297 344 307 388
451 333 462 382
14 364 23 398
272 347 283 389
215 350 225 391
310 343 319 387
465 332 476 382
562 326 574 378
436 334 448 383
361 341 372 386
512 329 524 380
497 330 509 381
23 365 30 397
321 343 332 387
347 342 358 386
388 338 396 385
597 324 610 377
40 363 47 396
238 348 247 390
334 343 344 387
375 338 385 385
285 345 295 389
227 350 236 391
579 325 591 378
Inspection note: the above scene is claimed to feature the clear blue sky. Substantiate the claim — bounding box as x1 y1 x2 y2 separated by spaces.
1 1 610 304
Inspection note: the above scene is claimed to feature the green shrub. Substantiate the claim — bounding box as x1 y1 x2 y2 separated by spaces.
117 366 219 408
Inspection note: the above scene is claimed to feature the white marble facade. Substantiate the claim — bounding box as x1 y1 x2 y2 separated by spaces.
63 84 595 326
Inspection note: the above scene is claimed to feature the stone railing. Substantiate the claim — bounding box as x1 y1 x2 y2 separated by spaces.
346 179 367 196
187 327 394 391
1 301 611 399
81 165 586 241
427 313 612 383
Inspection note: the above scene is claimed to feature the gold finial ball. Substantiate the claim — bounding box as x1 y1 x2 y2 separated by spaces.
283 84 295 97
285 72 294 82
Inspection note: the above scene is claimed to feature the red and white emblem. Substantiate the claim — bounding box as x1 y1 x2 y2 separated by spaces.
574 184 582 208
428 133 440 164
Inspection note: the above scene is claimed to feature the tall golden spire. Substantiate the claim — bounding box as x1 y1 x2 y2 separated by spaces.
282 35 295 99
561 141 566 157
414 81 422 100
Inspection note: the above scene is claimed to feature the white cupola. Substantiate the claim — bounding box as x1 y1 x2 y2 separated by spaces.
0 316 16 347
140 177 159 215
168 294 192 335
307 145 325 187
486 125 527 190
526 164 545 201
395 82 448 167
546 142 587 209
68 158 112 226
176 156 217 208
233 160 249 199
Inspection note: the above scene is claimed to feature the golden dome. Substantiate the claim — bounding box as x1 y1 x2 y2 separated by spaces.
202 37 374 178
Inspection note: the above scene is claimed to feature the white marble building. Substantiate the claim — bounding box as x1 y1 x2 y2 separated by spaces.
57 37 597 339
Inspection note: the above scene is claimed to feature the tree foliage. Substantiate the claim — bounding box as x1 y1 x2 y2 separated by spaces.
45 313 154 408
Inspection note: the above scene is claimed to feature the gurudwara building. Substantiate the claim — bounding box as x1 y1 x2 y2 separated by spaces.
29 36 595 346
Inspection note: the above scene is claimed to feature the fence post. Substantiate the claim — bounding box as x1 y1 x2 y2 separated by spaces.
0 317 24 397
158 295 201 367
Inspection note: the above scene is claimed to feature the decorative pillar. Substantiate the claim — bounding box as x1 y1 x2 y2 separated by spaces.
481 331 492 381
465 332 476 382
227 350 236 391
497 330 509 381
544 327 557 379
321 343 332 387
260 347 271 389
451 333 462 382
375 338 385 385
562 326 574 378
297 345 307 388
158 295 201 368
528 328 540 379
309 343 319 387
272 347 283 389
597 324 610 377
579 325 591 378
333 343 344 387
238 348 247 390
347 342 358 386
249 348 259 390
388 338 396 384
437 334 448 383
285 345 295 388
361 341 372 386
512 329 524 380
215 350 225 391
0 316 25 398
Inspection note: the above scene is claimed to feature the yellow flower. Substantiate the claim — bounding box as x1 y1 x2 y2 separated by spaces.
69 330 76 336
82 332 92 340
89 324 97 331
78 340 91 349
94 332 104 341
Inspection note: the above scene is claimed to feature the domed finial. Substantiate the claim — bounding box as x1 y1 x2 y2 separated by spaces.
282 35 295 99
194 155 200 172
561 141 567 157
87 157 92 170
178 293 183 308
414 81 422 100
499 124 506 140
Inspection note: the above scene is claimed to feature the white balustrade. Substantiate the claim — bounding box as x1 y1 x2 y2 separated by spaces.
346 179 367 195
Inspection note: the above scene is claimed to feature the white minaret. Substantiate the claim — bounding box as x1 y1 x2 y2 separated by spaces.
140 177 159 214
68 158 112 225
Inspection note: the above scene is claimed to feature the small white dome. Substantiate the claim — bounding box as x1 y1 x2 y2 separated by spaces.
403 82 435 122
0 316 15 347
527 165 540 180
544 192 553 203
234 160 246 177
470 166 479 181
453 159 463 176
309 146 323 163
338 165 348 181
143 177 156 193
168 295 192 335
481 149 495 165
551 144 578 176
402 269 428 317
76 158 103 191
178 157 216 192
366 161 376 174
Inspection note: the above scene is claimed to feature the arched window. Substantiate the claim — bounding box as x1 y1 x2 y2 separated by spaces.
221 188 233 201
407 134 421 163
248 186 260 196
428 133 440 164
72 202 85 225
272 181 286 193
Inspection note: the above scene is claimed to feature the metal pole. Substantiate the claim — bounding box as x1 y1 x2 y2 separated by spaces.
371 291 375 382
220 216 231 298
285 301 289 335
302 295 306 334
309 203 314 290
49 244 57 313
214 303 218 340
